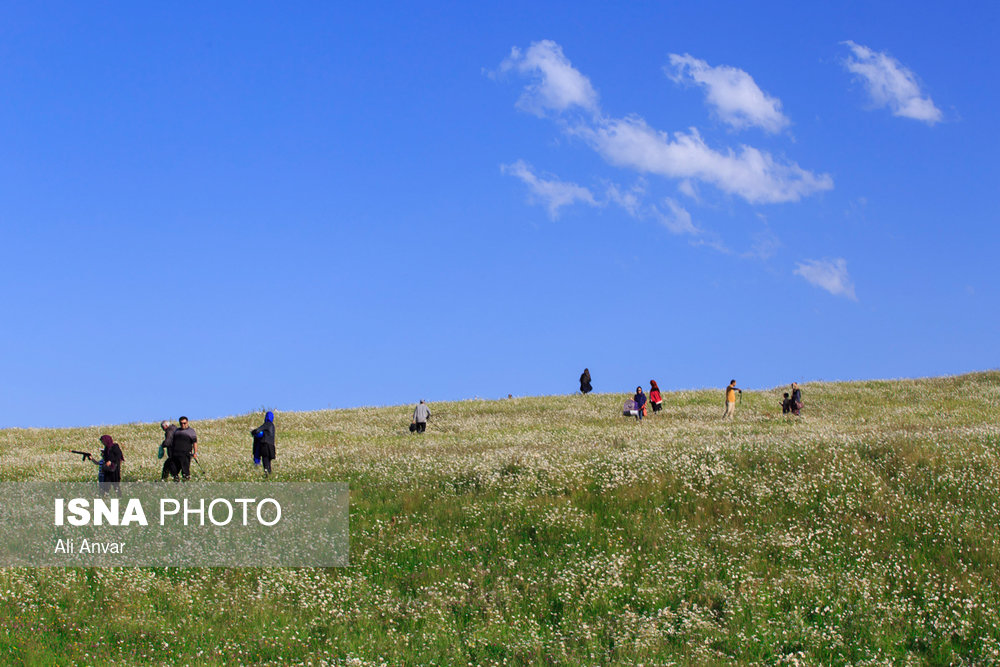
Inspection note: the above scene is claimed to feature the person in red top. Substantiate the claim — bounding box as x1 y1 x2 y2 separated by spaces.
649 380 663 413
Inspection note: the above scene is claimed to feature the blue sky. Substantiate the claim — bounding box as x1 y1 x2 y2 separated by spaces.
1 2 997 428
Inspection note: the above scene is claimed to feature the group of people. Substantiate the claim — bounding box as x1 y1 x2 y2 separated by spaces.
82 377 804 489
81 411 278 490
724 379 804 419
623 381 664 421
582 369 802 422
781 382 804 416
720 379 805 419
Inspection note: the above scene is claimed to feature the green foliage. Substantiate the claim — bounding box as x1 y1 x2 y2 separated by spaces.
1 372 1000 664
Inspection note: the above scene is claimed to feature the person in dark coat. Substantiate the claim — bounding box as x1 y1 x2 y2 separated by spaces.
170 416 198 481
791 382 803 416
98 434 124 496
159 421 178 481
633 386 647 421
580 368 593 394
251 411 276 476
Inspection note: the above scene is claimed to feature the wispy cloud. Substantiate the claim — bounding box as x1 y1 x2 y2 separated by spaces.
501 160 597 218
573 118 832 204
842 41 942 125
499 40 599 117
604 181 645 217
652 198 698 235
500 41 832 206
794 258 857 300
666 54 789 133
502 163 703 238
606 182 701 236
742 225 782 261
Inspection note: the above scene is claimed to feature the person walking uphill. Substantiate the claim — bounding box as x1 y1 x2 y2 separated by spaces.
170 416 198 481
251 411 276 477
580 368 593 394
649 380 663 413
791 382 803 416
412 400 431 433
723 380 742 420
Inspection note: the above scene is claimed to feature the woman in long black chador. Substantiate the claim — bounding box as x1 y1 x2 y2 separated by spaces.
98 434 124 496
580 368 593 394
251 411 277 477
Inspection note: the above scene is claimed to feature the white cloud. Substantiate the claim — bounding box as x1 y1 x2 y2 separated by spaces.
842 41 942 124
606 182 700 236
573 117 832 204
677 179 698 200
500 42 831 206
501 160 597 218
653 198 698 235
794 258 857 300
500 40 599 117
667 54 789 133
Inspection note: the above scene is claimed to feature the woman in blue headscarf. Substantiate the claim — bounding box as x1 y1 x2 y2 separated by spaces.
251 411 276 477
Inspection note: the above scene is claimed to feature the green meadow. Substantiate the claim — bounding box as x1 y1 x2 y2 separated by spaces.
2 372 999 665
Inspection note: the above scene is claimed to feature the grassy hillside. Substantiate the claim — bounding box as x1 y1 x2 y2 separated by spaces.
2 373 999 665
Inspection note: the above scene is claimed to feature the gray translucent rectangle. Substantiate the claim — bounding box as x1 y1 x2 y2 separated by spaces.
0 483 349 567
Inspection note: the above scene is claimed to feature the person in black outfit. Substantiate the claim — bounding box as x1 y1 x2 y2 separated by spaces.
170 416 198 481
159 420 178 481
580 368 593 394
251 411 276 477
781 392 792 414
98 434 124 496
791 382 803 416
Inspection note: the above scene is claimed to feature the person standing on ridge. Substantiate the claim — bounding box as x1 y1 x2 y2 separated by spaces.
649 380 663 413
791 382 803 416
723 380 742 420
170 416 198 481
580 368 593 394
412 400 431 433
633 386 647 421
159 420 177 481
251 411 276 477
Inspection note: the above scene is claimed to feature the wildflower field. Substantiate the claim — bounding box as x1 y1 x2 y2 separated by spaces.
2 372 999 665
